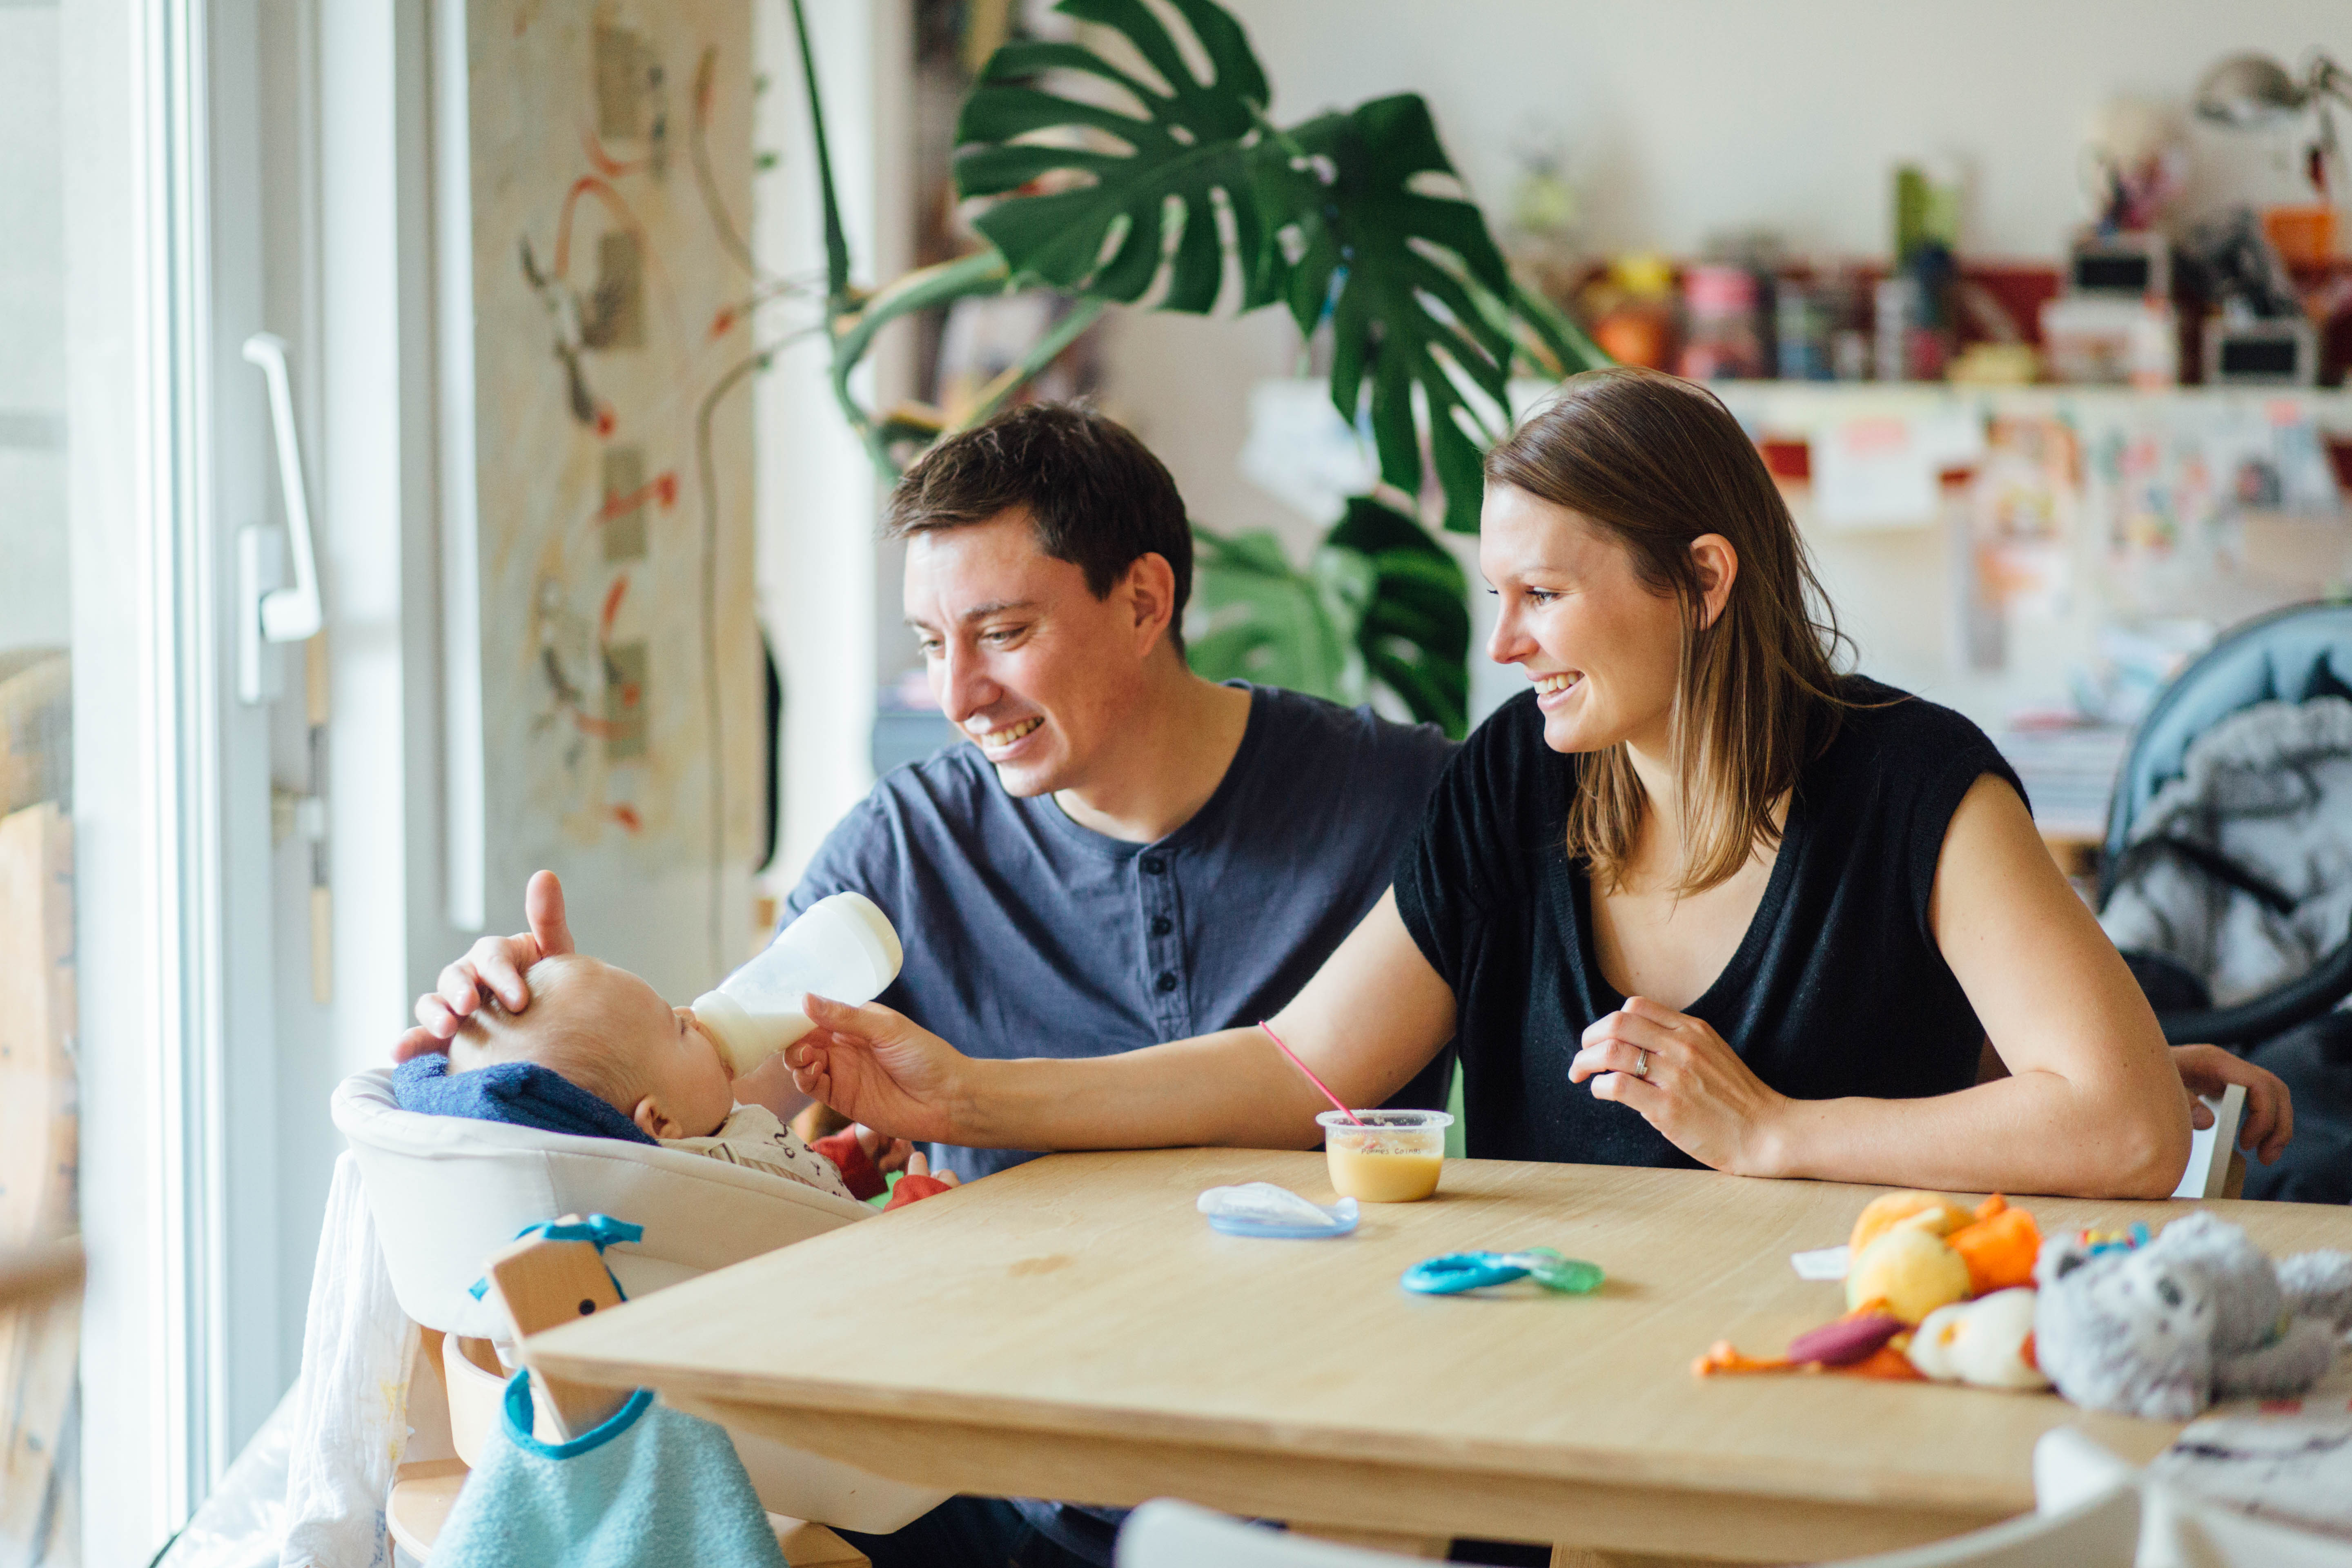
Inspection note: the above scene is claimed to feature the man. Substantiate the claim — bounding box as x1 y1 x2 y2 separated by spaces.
398 402 1457 1566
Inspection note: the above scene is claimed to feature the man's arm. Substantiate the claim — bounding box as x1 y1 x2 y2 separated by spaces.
788 889 1460 1152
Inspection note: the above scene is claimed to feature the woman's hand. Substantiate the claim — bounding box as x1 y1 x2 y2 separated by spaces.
1569 995 1791 1175
2171 1043 2293 1166
786 995 972 1145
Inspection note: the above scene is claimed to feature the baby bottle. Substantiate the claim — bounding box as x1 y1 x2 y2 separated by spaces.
690 892 904 1073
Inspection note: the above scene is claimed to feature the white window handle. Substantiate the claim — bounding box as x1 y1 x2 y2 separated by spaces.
241 332 323 642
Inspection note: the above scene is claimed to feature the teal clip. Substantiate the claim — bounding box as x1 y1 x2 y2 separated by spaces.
468 1214 645 1302
2077 1222 2153 1263
528 1215 644 1251
1402 1247 1604 1296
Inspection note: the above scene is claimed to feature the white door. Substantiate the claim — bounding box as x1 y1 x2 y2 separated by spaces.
40 1 442 1555
189 0 461 1521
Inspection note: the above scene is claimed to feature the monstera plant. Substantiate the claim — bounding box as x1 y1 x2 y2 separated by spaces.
786 0 1605 735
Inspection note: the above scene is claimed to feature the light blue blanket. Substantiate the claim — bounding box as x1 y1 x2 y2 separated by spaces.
430 1372 787 1568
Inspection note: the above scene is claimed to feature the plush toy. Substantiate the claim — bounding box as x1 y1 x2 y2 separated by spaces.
2032 1213 2352 1421
1846 1227 1971 1325
1845 1193 2042 1324
1908 1287 2049 1390
1849 1191 1974 1255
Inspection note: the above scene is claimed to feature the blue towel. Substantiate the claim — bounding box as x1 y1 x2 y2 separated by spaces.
392 1054 657 1146
429 1372 788 1568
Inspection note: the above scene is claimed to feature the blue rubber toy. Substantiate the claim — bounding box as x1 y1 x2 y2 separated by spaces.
1402 1247 1604 1296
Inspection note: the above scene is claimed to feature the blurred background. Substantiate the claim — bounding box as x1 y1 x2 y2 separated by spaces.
4 0 2350 1558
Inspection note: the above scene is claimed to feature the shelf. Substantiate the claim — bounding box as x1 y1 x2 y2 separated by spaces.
1702 380 2352 434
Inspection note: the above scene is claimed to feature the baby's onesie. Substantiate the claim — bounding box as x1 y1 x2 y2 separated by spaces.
663 1107 951 1209
662 1105 868 1200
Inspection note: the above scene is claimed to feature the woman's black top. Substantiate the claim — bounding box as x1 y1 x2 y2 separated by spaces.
1394 677 2025 1169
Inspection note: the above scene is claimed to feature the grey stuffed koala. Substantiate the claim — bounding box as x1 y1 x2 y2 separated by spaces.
2033 1212 2352 1421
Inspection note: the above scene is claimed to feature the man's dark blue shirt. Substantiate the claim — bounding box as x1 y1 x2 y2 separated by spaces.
785 682 1458 1182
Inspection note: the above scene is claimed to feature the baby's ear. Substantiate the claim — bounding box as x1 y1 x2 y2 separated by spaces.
630 1096 684 1140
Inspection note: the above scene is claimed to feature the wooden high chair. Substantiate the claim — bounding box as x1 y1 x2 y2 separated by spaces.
383 1220 868 1566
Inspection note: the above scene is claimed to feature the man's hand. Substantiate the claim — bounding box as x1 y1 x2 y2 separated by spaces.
785 995 970 1145
392 870 576 1061
2172 1043 2294 1166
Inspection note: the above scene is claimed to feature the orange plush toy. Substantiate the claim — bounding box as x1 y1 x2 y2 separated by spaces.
1695 1192 2047 1391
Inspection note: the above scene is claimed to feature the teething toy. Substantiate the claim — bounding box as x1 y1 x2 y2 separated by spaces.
1403 1248 1604 1296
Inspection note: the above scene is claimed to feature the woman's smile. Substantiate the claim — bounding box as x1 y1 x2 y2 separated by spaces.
1532 671 1584 710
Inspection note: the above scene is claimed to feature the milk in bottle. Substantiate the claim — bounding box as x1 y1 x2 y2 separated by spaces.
689 892 904 1073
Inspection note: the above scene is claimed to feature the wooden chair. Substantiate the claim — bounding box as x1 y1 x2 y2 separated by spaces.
383 1222 867 1566
0 1238 83 1310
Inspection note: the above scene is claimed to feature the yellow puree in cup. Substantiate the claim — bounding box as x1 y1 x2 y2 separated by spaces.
1325 1141 1444 1202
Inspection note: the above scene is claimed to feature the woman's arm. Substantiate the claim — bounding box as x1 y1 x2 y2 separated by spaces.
787 889 1459 1151
1576 775 2192 1197
1981 1038 2296 1168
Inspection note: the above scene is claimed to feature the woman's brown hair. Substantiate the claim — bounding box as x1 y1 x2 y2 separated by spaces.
1484 366 1851 895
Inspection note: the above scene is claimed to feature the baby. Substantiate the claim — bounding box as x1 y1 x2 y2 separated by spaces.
425 951 953 1208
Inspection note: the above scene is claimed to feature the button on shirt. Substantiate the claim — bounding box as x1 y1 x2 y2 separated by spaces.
784 684 1458 1182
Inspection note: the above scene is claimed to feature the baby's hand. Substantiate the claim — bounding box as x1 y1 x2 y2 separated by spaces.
856 1124 915 1177
880 1149 959 1212
904 1149 958 1188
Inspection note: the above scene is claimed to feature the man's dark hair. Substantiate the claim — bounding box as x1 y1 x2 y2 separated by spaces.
884 403 1191 653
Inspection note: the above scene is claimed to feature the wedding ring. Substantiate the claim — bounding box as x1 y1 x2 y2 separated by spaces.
1635 1049 1650 1078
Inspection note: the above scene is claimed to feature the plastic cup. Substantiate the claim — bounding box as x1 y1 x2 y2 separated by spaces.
1318 1109 1453 1202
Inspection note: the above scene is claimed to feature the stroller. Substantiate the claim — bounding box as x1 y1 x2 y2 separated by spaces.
2098 600 2352 1203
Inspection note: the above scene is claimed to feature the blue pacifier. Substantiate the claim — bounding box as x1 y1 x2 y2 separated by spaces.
1402 1247 1604 1296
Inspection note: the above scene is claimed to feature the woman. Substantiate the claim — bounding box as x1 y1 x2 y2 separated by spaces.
782 368 2279 1197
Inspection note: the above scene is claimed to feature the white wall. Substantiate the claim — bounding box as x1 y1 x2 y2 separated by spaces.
754 0 913 893
1095 0 2352 724
1223 0 2345 263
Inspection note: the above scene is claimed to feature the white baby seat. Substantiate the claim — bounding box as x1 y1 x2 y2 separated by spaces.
332 1068 948 1533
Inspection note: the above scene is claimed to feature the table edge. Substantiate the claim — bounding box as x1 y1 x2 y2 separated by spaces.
524 1338 2169 1516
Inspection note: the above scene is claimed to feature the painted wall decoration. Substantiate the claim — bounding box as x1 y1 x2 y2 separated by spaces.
450 0 760 993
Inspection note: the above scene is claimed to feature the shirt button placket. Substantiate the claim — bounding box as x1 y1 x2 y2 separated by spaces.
1140 852 1187 1035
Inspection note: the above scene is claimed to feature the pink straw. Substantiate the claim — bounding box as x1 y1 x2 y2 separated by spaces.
1258 1020 1367 1126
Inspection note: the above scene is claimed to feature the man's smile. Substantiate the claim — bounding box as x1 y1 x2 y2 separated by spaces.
968 715 1044 751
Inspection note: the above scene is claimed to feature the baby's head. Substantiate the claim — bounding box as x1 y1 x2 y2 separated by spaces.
451 953 735 1139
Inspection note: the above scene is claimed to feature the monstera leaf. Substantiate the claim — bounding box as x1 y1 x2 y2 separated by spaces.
1327 494 1470 737
790 0 1608 726
1186 528 1370 702
1187 499 1469 736
953 0 1281 312
1271 95 1518 535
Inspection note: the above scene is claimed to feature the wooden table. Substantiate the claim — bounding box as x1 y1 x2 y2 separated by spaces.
526 1149 2352 1564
